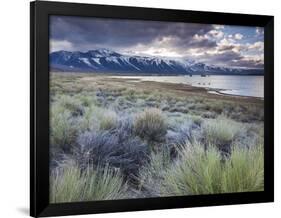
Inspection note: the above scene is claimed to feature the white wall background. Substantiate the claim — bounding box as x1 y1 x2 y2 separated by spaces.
0 0 279 217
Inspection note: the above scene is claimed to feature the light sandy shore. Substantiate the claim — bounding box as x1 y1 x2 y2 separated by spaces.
87 76 264 104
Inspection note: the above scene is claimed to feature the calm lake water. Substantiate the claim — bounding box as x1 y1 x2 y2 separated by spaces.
113 75 264 98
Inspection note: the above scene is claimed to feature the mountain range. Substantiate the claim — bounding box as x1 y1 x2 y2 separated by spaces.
50 49 263 75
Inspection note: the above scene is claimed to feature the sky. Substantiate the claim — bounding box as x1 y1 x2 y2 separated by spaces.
50 16 264 69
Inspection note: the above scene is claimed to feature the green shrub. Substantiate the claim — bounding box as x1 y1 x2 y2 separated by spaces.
124 89 137 101
222 144 264 192
161 142 264 196
202 111 217 119
78 94 98 107
208 101 224 114
138 149 171 197
134 108 167 142
50 161 85 203
99 110 118 130
113 96 129 110
50 161 127 203
77 106 118 132
56 95 84 116
76 106 97 131
50 104 78 150
202 117 243 152
189 115 203 126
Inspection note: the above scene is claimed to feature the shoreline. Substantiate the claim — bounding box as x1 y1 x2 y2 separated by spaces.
52 72 264 104
207 89 264 100
50 71 264 77
102 76 264 104
108 75 264 99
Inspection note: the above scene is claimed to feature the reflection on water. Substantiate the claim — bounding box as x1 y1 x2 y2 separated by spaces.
112 75 264 98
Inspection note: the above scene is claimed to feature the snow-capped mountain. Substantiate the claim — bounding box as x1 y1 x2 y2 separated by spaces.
50 49 263 75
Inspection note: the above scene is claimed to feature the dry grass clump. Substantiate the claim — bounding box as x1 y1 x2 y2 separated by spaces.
134 108 167 142
202 117 243 153
99 110 118 130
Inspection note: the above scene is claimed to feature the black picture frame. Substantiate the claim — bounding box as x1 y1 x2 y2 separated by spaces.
30 1 274 217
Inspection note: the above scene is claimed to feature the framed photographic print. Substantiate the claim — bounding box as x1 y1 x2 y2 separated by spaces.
30 1 274 217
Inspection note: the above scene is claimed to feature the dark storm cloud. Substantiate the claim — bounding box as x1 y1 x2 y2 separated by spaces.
188 38 217 48
50 16 215 50
50 16 264 69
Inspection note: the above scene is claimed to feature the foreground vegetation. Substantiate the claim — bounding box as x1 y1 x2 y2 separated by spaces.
50 73 264 203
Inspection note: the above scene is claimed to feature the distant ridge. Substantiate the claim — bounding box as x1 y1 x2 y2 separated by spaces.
50 49 264 75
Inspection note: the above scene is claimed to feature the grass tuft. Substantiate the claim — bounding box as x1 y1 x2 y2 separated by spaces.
50 161 127 203
56 95 84 116
202 116 243 153
134 108 167 142
137 148 171 197
161 142 264 196
99 110 118 130
50 104 78 151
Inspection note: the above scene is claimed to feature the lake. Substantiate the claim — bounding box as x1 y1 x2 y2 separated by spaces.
112 75 264 98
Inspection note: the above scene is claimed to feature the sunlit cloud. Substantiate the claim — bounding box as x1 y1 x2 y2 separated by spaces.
248 41 264 51
208 30 224 39
50 39 73 52
234 33 243 40
256 27 264 36
213 24 225 30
